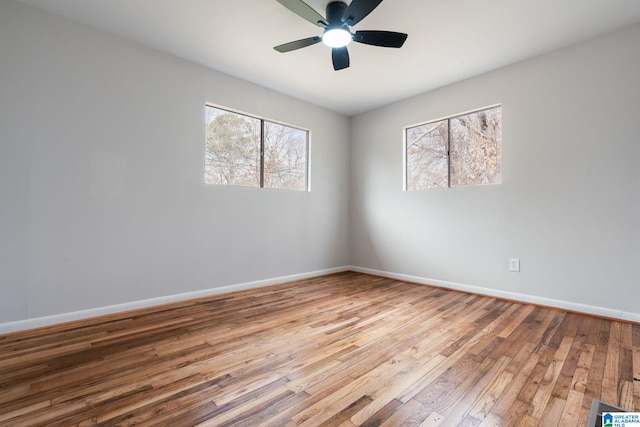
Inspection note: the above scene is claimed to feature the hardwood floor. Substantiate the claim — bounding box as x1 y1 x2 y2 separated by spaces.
0 272 638 426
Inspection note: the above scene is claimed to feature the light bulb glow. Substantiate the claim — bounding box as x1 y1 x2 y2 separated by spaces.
322 28 352 48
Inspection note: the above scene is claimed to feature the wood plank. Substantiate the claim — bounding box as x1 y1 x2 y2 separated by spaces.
558 388 585 427
378 399 433 426
528 335 574 420
633 324 640 411
602 321 622 405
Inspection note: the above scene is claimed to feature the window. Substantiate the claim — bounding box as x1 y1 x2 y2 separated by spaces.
205 105 309 191
405 106 502 190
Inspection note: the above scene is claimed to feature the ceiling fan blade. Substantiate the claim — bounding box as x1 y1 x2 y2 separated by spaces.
342 0 383 26
332 47 350 71
353 30 408 48
276 0 328 27
274 36 322 53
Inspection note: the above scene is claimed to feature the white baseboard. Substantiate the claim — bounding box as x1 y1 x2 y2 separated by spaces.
0 266 350 335
3 265 637 335
349 266 640 323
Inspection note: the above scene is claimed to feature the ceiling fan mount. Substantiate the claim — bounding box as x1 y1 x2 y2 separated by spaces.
274 0 408 71
326 1 348 25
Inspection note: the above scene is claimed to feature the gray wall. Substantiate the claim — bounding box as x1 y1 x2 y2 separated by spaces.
0 1 350 323
349 23 640 318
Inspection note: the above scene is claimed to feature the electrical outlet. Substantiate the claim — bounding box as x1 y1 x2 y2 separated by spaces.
509 258 520 272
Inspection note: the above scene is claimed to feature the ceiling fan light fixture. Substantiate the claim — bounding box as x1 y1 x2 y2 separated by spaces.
322 27 352 48
274 0 408 70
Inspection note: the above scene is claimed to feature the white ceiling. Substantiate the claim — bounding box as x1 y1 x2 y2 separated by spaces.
18 0 640 116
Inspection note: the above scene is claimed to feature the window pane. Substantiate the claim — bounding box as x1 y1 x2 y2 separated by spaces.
449 107 502 187
406 120 448 190
205 106 260 187
263 121 308 191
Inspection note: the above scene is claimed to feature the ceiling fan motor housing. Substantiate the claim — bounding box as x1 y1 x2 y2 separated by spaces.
326 1 349 26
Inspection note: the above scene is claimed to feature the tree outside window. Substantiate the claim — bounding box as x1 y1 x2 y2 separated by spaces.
405 106 501 190
205 105 309 191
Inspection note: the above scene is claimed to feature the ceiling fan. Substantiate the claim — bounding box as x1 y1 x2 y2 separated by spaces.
273 0 408 71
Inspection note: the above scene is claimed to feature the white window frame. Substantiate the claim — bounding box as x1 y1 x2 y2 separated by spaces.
205 104 310 191
404 104 502 191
